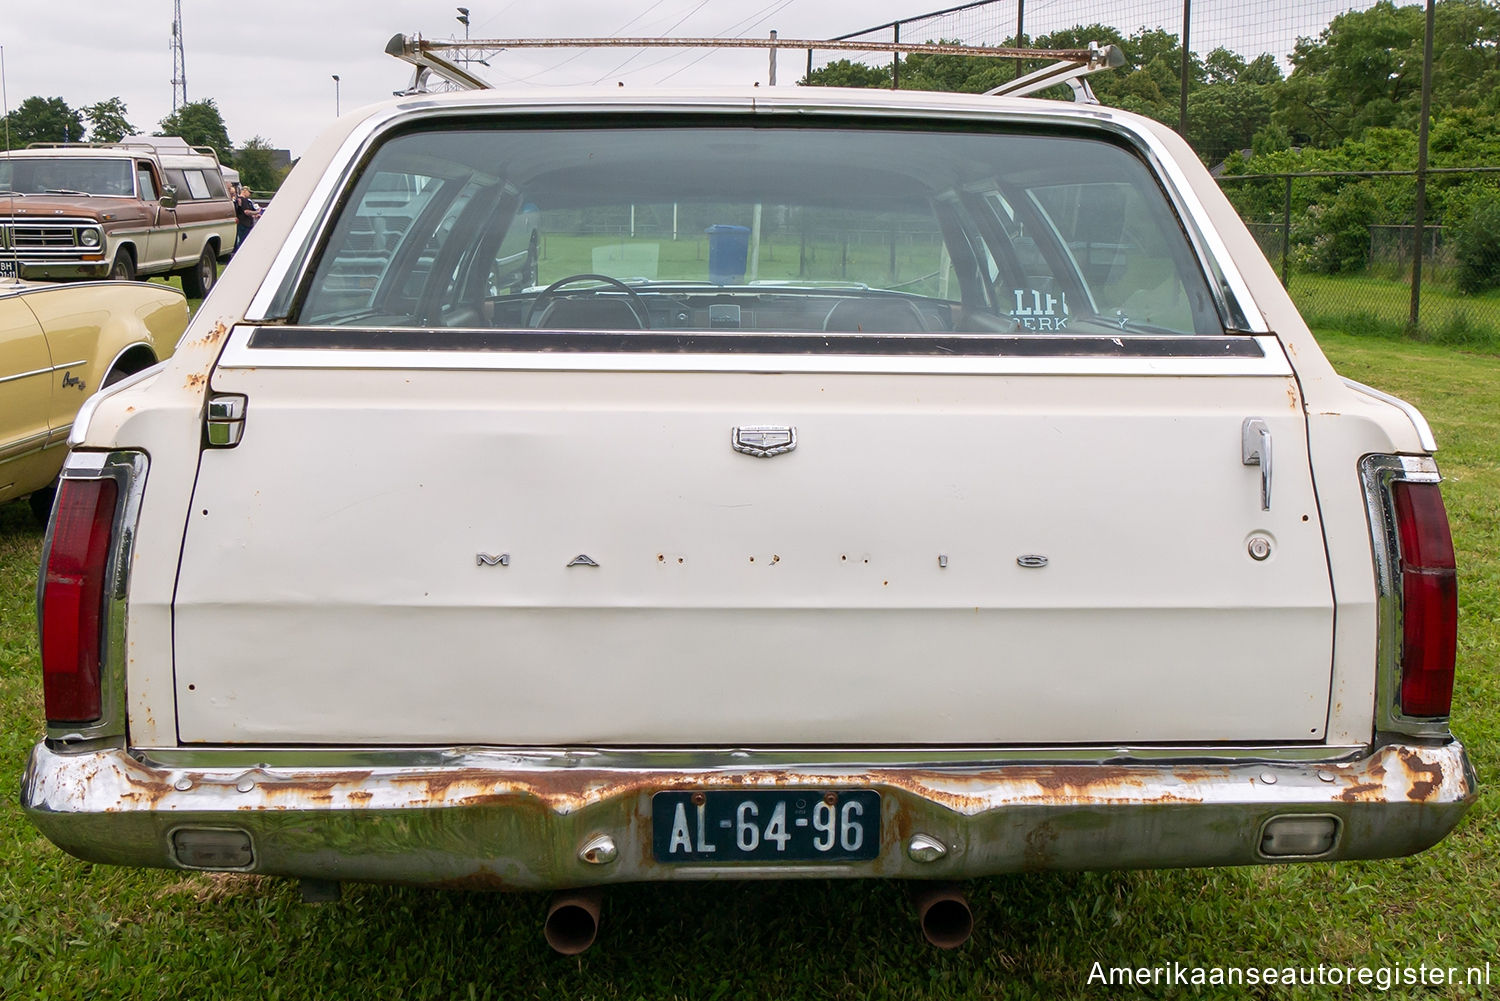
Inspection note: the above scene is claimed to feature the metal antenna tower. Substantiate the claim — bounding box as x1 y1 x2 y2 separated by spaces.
170 0 188 112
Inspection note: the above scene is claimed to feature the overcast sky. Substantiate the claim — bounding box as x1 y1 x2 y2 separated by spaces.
3 1 1349 158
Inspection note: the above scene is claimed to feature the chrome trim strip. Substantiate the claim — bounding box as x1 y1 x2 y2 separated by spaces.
0 358 86 387
22 739 1474 889
0 429 54 463
141 743 1373 770
36 450 148 748
0 366 54 386
68 362 164 447
1344 377 1439 452
216 331 1293 377
1360 454 1451 738
243 94 1265 331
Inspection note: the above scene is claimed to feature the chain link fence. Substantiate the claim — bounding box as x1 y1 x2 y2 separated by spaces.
1220 167 1500 340
813 1 1500 341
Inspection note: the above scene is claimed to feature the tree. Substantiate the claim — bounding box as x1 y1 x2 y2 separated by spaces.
1188 83 1274 164
3 96 85 145
1203 48 1247 86
235 136 282 192
801 58 890 88
158 99 234 165
1272 0 1500 146
82 98 136 144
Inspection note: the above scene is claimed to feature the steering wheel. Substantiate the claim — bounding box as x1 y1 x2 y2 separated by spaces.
529 273 650 329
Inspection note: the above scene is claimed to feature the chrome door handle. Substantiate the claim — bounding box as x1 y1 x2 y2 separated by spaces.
1242 418 1272 511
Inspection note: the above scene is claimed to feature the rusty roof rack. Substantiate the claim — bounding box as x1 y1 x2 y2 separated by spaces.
384 33 1124 103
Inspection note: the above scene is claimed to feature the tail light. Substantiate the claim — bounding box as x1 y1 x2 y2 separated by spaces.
39 477 119 723
1363 454 1458 729
1390 480 1458 717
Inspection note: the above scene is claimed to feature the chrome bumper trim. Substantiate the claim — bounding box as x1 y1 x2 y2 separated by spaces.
22 740 1475 890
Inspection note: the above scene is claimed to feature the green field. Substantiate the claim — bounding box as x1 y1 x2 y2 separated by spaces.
1 332 1496 999
536 232 950 297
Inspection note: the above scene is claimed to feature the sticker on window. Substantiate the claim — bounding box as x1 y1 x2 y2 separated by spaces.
1009 289 1069 331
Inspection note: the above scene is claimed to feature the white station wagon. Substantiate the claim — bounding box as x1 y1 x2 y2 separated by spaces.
22 85 1474 952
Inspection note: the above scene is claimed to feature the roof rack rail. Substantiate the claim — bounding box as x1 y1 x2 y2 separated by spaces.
384 33 1123 102
22 138 225 165
983 42 1125 104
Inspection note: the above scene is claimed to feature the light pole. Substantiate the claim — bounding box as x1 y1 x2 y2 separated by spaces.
456 7 470 40
331 74 340 117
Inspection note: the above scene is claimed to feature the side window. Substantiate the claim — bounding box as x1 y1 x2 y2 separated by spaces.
302 169 442 321
136 164 158 201
204 171 228 198
1029 182 1197 332
183 170 211 200
164 168 188 197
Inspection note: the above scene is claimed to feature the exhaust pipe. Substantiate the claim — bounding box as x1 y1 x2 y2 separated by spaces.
544 889 603 955
909 883 973 949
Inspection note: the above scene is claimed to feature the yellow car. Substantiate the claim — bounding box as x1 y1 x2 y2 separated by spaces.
0 278 187 520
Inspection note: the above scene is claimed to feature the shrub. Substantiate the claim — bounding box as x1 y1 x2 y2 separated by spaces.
1453 200 1500 295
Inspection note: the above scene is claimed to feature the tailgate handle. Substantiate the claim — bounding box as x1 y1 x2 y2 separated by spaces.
1242 418 1272 511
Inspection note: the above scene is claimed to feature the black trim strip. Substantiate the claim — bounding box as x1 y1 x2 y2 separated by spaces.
248 327 1266 359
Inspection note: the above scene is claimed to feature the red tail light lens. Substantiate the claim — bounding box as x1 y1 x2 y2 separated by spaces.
40 477 119 723
1391 480 1458 718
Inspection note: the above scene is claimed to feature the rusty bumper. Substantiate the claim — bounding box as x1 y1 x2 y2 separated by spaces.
21 740 1475 890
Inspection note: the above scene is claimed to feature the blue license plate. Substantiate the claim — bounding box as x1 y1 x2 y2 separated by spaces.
652 789 880 862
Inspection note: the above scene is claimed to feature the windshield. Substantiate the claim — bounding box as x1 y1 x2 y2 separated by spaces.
0 157 134 196
296 123 1225 338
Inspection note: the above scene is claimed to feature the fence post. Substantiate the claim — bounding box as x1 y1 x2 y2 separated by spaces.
1178 0 1191 136
1281 174 1292 288
1408 0 1435 332
892 24 900 89
1015 0 1026 79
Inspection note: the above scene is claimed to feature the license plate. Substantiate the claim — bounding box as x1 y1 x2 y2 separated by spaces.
0 259 16 279
652 789 880 862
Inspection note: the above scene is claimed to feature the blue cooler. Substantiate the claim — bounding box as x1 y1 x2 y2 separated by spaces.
705 225 751 284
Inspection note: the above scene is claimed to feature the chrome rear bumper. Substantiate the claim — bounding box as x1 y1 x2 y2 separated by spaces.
22 740 1475 890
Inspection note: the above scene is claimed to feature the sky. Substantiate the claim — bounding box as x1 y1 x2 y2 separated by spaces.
1 1 1352 159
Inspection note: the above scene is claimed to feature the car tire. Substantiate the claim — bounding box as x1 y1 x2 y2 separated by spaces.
107 250 136 281
27 486 56 525
180 246 217 298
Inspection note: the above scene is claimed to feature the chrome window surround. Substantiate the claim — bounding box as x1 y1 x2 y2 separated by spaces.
245 96 1265 334
1360 453 1452 738
36 449 148 749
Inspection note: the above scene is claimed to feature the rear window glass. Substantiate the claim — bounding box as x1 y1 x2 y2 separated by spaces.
182 169 211 200
294 124 1224 339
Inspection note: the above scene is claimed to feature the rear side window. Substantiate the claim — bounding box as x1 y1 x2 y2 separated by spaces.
182 170 211 200
294 123 1226 340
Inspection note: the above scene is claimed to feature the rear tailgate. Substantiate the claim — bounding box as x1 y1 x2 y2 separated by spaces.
170 330 1333 745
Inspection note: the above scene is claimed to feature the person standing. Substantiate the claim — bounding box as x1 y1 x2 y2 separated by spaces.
232 184 260 254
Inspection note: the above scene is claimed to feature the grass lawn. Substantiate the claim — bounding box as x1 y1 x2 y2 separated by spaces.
0 332 1495 999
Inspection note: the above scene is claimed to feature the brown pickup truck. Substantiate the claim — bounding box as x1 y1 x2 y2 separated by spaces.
0 137 236 296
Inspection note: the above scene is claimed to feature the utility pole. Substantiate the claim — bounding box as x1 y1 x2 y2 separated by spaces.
170 0 188 112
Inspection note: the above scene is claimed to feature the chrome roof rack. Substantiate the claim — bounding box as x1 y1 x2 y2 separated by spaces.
385 33 1123 102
